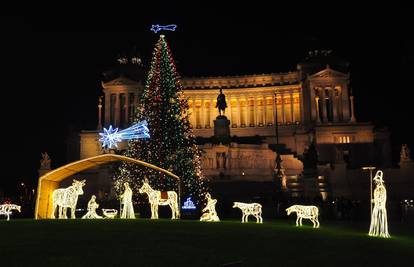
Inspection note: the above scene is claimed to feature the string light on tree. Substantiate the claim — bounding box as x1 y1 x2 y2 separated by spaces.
114 30 206 204
286 205 320 228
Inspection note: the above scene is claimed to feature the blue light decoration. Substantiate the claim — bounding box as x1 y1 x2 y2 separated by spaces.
150 24 177 34
99 120 150 149
182 197 196 210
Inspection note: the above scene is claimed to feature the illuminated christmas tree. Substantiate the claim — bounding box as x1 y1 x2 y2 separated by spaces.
114 35 205 205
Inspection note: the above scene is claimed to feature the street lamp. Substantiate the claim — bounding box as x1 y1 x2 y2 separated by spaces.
274 92 283 193
362 166 376 217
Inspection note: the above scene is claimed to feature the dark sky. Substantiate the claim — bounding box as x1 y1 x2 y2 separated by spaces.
0 4 411 195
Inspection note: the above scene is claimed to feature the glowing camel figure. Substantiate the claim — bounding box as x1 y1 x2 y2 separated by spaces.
120 182 135 219
233 202 263 223
139 178 180 219
200 193 220 222
0 204 21 221
286 205 320 228
369 170 390 238
51 179 86 219
82 195 102 219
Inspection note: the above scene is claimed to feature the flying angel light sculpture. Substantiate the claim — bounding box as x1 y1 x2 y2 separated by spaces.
286 205 320 228
99 120 150 149
233 202 263 223
150 24 177 33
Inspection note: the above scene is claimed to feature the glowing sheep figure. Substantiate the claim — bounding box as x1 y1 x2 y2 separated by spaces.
369 170 390 238
200 193 220 222
82 195 102 219
139 178 180 219
0 204 21 221
286 205 320 228
51 179 86 219
233 202 263 223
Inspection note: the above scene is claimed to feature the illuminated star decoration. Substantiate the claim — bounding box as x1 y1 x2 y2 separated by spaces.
99 120 150 149
182 197 196 210
150 24 177 33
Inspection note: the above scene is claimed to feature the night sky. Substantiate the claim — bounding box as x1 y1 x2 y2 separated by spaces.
0 5 411 196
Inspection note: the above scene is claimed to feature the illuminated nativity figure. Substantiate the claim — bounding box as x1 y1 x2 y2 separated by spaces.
0 203 21 221
369 170 390 238
139 177 180 219
200 193 220 222
82 195 102 219
120 182 135 219
286 205 320 228
233 202 263 223
51 179 86 219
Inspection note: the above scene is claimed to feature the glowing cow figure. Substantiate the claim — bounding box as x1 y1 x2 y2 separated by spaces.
233 202 263 223
139 178 180 219
286 205 320 228
51 179 86 219
0 204 21 221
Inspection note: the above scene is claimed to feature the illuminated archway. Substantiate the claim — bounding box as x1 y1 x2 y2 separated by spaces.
35 154 180 219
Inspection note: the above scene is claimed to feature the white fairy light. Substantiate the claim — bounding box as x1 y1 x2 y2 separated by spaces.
82 195 102 219
0 204 21 221
51 179 86 219
120 182 135 219
200 193 220 222
369 170 390 238
139 177 180 219
102 209 118 219
286 205 320 228
232 202 263 223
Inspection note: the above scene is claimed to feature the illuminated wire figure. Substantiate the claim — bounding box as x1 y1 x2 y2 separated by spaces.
51 179 86 219
233 202 263 223
0 204 21 221
369 170 390 238
99 120 150 149
82 195 102 219
150 24 177 33
200 193 220 222
286 205 320 228
120 182 135 219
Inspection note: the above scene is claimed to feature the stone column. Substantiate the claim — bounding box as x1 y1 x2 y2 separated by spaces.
254 96 258 126
321 89 328 123
272 93 276 126
262 95 267 125
124 93 129 127
315 96 321 123
227 96 233 126
104 92 110 127
237 96 241 127
290 92 294 123
281 93 285 124
115 93 120 127
201 98 205 128
210 97 214 127
97 96 103 130
350 95 356 123
333 90 339 122
247 96 251 126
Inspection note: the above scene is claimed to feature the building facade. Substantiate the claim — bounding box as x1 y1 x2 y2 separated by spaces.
72 50 393 200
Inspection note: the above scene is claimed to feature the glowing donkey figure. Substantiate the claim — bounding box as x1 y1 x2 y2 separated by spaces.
51 179 86 219
139 178 180 219
286 205 320 228
233 202 263 223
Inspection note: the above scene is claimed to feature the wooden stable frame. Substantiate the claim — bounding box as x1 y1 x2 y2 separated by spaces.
35 154 180 219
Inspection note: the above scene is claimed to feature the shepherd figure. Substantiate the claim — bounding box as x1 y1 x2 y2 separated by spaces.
368 170 390 238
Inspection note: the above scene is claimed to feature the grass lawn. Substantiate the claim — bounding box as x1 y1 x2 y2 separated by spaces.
0 219 413 266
